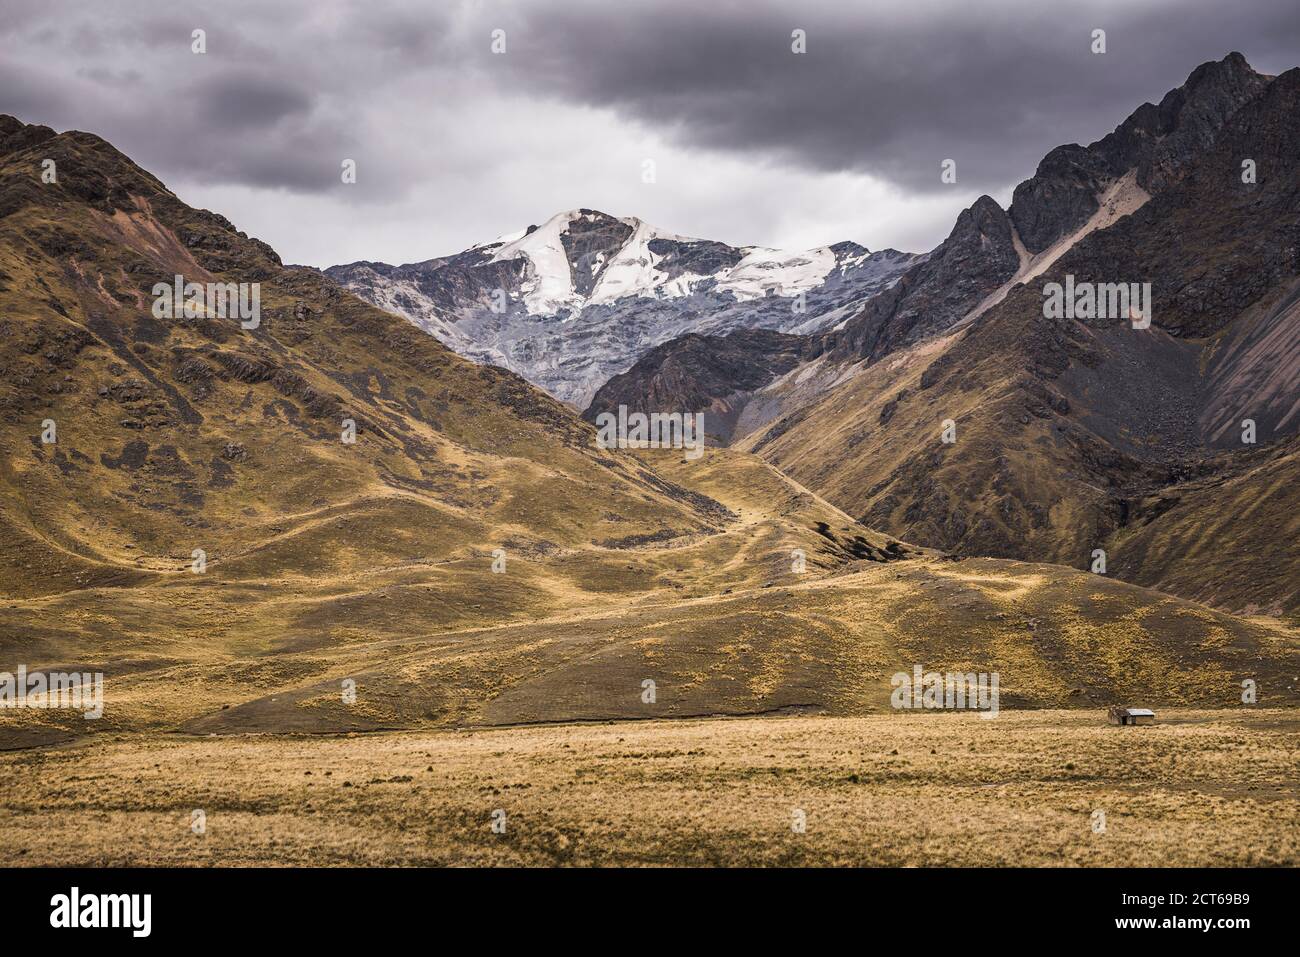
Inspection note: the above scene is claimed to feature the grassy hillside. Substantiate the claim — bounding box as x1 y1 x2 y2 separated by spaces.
0 116 1295 757
0 117 741 603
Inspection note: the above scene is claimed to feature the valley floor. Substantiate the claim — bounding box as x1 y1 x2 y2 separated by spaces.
1 709 1296 867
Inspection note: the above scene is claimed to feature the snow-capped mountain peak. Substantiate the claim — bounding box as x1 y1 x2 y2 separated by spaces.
325 210 920 406
477 208 854 315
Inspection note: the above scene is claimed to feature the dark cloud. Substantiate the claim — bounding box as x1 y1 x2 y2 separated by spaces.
0 0 1296 266
0 1 385 197
0 59 71 121
194 75 314 130
75 66 144 89
471 0 1300 193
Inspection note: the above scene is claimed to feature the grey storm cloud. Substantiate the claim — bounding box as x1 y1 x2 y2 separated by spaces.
1 0 1297 266
462 0 1300 193
5 0 1298 196
194 75 313 131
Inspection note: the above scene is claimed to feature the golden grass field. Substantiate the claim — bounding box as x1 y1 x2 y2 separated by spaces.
1 709 1296 867
4 448 1296 749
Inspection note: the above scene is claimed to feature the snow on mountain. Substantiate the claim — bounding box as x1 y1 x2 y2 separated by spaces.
488 210 586 314
586 217 690 304
716 245 837 300
325 209 919 407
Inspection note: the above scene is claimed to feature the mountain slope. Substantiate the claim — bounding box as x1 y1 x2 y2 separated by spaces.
606 53 1274 416
583 328 806 444
0 115 741 608
3 112 1294 751
734 56 1300 615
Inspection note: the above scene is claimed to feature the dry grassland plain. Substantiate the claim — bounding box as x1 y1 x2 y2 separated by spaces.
1 709 1296 867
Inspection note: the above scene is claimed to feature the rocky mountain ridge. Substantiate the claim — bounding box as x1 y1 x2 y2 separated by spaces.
587 53 1300 615
325 209 920 407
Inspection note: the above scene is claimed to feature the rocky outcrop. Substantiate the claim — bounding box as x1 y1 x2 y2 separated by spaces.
817 194 1020 363
1009 52 1269 255
804 53 1271 375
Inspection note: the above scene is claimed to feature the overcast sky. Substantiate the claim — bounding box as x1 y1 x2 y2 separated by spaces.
2 0 1297 267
